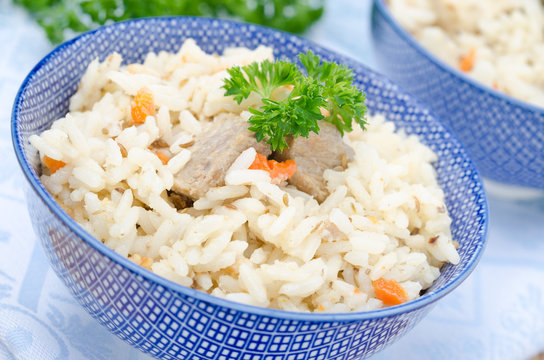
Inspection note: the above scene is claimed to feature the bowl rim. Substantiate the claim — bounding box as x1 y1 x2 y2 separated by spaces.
372 0 544 115
12 15 488 322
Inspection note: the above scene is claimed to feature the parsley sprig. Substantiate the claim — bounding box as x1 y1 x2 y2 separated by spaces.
222 51 367 151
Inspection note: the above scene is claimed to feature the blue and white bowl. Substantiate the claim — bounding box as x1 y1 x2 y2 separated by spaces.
371 0 544 190
12 17 487 360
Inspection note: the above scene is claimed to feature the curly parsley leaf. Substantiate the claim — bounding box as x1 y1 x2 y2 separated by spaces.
223 51 367 151
299 51 354 84
223 60 301 103
247 78 325 150
299 51 366 135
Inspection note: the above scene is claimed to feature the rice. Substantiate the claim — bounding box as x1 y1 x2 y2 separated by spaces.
387 0 544 107
29 39 459 312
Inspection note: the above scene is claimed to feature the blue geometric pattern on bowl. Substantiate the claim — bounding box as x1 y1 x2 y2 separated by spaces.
12 17 488 360
371 0 544 190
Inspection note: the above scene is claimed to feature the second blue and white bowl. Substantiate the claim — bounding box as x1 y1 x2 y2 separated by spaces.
371 0 544 190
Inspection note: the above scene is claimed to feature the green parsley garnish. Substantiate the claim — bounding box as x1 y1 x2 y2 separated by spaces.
14 0 324 44
222 51 367 151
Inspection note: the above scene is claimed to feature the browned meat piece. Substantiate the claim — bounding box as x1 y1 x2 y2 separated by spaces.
275 122 354 202
172 115 271 199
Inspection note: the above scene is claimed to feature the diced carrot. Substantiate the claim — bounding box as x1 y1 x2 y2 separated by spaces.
249 152 297 184
354 288 361 294
372 278 408 306
492 82 499 89
43 155 66 174
139 256 153 270
155 150 170 165
267 159 297 184
459 48 476 72
249 153 270 171
317 304 325 312
131 87 155 125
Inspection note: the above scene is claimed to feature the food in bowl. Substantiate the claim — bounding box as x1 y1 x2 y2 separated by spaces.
28 38 459 313
13 17 488 360
387 0 544 107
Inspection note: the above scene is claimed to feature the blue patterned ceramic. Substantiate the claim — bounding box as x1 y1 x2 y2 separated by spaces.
371 0 544 190
12 17 487 360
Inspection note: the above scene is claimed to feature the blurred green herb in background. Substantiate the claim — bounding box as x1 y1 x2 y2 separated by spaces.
14 0 324 44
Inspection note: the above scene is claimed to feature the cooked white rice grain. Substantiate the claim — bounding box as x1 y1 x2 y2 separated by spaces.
205 185 248 202
198 231 233 264
225 169 271 186
279 275 325 298
184 215 226 246
239 263 269 306
165 149 191 174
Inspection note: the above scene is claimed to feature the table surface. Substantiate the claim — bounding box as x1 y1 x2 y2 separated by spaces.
1 1 544 359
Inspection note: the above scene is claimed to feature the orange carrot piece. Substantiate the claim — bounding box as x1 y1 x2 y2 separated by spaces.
249 153 271 171
131 87 155 125
459 48 476 72
139 256 153 270
155 151 170 165
249 153 297 184
268 159 297 185
43 155 66 174
372 278 408 306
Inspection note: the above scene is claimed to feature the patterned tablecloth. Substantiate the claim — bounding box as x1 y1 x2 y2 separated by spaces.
1 0 544 359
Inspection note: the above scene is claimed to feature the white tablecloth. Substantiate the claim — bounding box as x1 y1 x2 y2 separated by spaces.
1 0 543 359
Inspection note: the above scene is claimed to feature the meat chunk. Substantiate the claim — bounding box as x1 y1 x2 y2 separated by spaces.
275 122 354 202
172 114 271 199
